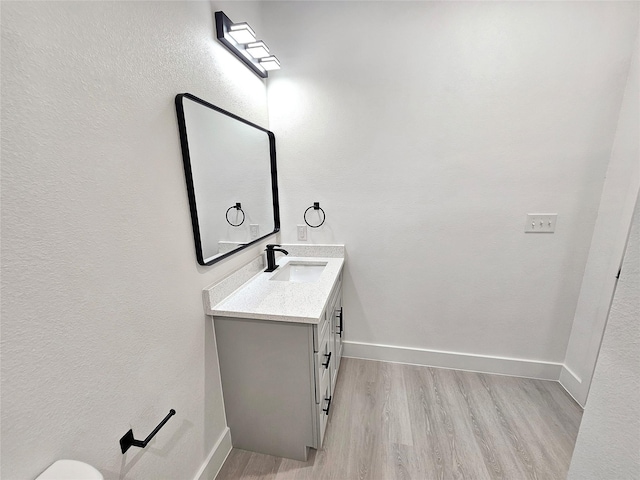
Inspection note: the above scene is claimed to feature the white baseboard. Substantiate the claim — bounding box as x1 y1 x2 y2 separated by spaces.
343 341 563 381
193 427 232 480
559 365 586 407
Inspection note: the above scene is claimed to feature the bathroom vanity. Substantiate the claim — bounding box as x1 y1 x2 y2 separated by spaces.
203 247 345 461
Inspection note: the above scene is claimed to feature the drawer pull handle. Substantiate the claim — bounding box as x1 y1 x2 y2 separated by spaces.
322 352 332 369
336 307 343 336
323 395 332 415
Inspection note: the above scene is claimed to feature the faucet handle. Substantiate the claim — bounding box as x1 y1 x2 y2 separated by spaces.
266 244 281 250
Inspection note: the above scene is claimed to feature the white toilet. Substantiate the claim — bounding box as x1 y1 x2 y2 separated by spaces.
35 460 103 480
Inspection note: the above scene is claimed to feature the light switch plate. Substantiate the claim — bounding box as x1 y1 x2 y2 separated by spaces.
525 214 557 233
297 225 308 241
249 224 259 239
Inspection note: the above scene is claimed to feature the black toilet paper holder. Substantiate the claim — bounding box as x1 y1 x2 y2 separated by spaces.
120 409 176 454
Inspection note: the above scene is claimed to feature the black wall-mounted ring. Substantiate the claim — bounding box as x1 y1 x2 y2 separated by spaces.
304 202 325 228
226 203 245 227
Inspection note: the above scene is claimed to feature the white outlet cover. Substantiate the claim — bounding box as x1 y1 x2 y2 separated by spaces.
525 214 557 233
249 224 259 239
297 224 308 241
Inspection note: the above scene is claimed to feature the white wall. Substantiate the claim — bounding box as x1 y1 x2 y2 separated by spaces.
0 2 276 479
2 3 639 478
567 195 640 479
264 1 639 375
560 30 640 406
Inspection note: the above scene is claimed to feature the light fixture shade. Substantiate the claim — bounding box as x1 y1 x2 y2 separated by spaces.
259 56 281 71
228 22 256 44
245 41 270 59
215 11 280 78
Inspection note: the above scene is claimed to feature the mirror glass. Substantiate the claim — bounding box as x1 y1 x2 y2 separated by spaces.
175 93 279 265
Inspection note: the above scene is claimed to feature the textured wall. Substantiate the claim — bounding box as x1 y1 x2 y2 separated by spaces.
561 30 639 406
264 2 639 365
567 195 640 479
1 2 272 479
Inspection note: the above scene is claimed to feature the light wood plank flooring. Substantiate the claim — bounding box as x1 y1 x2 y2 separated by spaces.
216 358 582 480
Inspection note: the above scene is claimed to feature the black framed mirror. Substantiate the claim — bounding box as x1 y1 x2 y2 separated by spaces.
175 93 280 266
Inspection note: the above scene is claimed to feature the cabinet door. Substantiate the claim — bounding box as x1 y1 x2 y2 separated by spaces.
331 290 343 389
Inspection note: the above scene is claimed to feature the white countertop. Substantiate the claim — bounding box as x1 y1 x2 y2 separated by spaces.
210 256 344 324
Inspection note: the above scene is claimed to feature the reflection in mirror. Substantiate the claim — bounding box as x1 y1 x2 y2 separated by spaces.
175 93 279 265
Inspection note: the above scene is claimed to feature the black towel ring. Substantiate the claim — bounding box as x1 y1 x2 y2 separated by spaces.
226 203 245 227
304 202 325 228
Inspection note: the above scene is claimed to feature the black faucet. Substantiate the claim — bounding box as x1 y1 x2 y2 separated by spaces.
265 244 289 272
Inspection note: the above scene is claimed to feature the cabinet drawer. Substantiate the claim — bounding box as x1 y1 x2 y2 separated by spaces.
333 334 343 389
319 311 330 346
314 328 331 403
317 367 332 446
326 280 342 325
313 271 342 352
313 310 329 352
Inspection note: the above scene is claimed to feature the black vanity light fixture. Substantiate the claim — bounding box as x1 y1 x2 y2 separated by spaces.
215 11 281 78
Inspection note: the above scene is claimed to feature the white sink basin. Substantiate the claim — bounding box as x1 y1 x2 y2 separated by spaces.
270 262 327 283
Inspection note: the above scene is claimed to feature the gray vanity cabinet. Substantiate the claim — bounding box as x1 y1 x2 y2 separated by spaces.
213 274 343 462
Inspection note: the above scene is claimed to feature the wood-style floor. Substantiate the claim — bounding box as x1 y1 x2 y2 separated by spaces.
216 358 583 480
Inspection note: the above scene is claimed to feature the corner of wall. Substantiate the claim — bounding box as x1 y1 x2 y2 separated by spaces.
559 26 639 408
193 427 232 480
559 365 585 407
